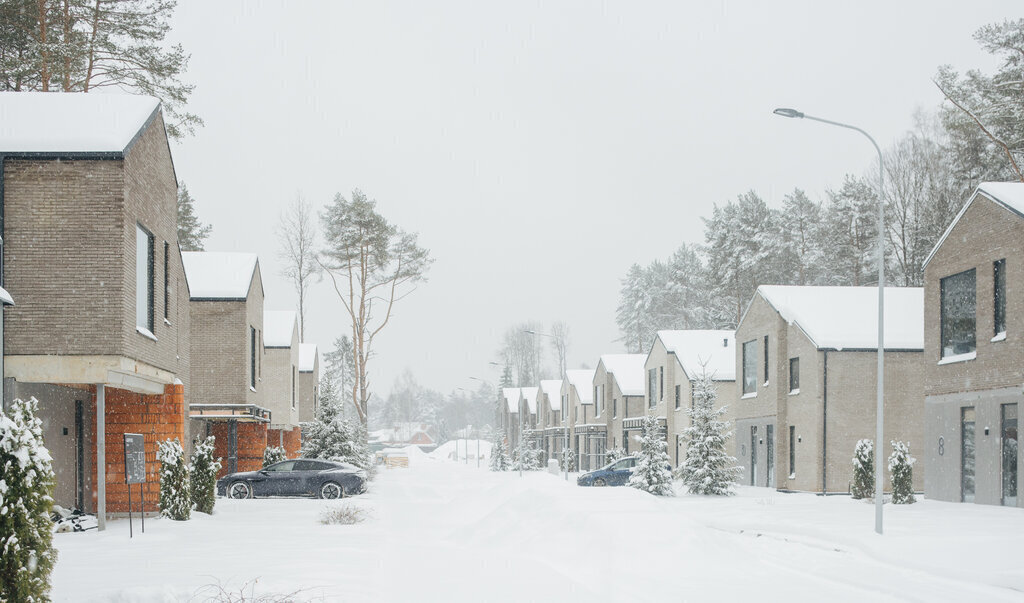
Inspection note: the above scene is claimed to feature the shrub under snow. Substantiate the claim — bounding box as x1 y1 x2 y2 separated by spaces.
676 371 742 496
560 447 576 473
263 445 287 467
489 435 512 471
190 436 221 515
512 440 543 471
628 413 674 496
888 440 916 504
158 438 191 521
851 439 875 500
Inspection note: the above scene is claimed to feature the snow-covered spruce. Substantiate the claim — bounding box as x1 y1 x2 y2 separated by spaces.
157 438 191 521
851 439 874 500
512 440 543 471
190 436 221 515
0 398 57 602
888 440 916 504
301 377 370 469
489 434 512 471
560 446 576 473
263 445 287 467
628 413 674 496
676 371 742 496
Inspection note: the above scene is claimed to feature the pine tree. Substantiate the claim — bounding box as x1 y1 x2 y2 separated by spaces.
888 440 916 504
157 438 191 521
676 372 742 496
177 183 211 251
628 414 675 496
560 446 576 473
489 434 512 471
263 445 287 467
189 435 221 515
301 377 370 469
512 439 542 471
0 398 57 602
851 439 875 499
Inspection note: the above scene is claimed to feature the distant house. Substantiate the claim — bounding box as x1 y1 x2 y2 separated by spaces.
264 310 301 457
520 386 539 453
735 285 924 493
563 369 597 470
369 422 437 450
537 379 564 463
594 354 645 461
298 343 319 425
182 251 271 477
923 182 1023 506
1 93 188 518
646 330 735 467
502 387 521 449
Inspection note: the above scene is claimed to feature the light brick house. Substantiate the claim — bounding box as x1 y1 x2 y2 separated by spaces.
538 379 563 462
298 343 319 425
563 369 597 471
519 386 539 453
645 331 735 468
264 310 301 457
501 387 520 449
734 285 924 493
923 183 1023 506
593 354 645 461
1 93 189 519
182 251 271 477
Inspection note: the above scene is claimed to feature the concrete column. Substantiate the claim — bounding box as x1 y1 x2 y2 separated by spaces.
96 383 105 531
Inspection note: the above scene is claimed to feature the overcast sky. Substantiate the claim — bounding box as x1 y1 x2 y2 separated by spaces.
168 1 1016 396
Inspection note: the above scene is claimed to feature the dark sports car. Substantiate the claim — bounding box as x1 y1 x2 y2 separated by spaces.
217 459 367 500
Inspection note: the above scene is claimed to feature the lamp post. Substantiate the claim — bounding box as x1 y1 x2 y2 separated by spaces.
773 107 886 535
525 329 569 481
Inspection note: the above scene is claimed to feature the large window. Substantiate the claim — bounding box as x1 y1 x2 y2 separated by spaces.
742 340 757 394
135 224 154 332
613 398 617 418
648 368 657 407
941 269 976 357
163 241 170 321
763 335 769 383
250 326 257 389
995 259 1006 337
674 384 681 410
789 357 800 393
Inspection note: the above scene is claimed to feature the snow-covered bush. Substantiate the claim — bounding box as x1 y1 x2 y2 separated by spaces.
512 440 543 471
888 440 916 504
676 371 742 496
320 503 367 525
157 438 191 521
489 435 511 471
560 447 576 472
301 381 370 469
190 436 221 514
0 397 57 602
629 414 674 496
851 439 874 499
605 447 627 465
263 445 287 467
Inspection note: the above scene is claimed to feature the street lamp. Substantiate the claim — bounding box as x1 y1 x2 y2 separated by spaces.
774 107 886 535
525 329 570 481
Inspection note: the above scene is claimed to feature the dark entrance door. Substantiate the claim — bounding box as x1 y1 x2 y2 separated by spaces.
766 424 774 488
1002 404 1017 507
962 407 976 503
750 426 758 486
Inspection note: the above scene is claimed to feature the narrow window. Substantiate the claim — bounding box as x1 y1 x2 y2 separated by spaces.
250 326 256 389
742 340 757 394
789 425 796 476
257 330 262 377
674 384 681 410
648 368 657 408
941 269 977 357
292 367 296 408
789 357 800 393
995 259 1006 337
659 367 664 400
135 224 154 332
162 241 170 321
613 398 617 418
763 335 769 383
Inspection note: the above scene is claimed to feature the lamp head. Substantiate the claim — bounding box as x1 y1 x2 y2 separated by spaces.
773 108 804 119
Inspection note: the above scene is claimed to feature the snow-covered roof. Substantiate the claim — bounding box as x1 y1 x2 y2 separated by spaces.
656 330 736 381
503 388 521 413
0 92 160 153
597 354 647 396
298 343 318 372
540 380 563 411
264 310 298 348
566 370 596 404
752 286 923 351
924 182 1024 267
0 286 14 306
520 387 539 415
181 252 259 300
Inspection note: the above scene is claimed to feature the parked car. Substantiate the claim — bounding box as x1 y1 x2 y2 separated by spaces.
577 456 638 487
217 459 367 499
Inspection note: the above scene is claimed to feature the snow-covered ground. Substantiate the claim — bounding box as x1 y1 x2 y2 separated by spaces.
53 453 1024 601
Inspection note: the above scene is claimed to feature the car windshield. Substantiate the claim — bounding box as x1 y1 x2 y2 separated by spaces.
266 461 296 472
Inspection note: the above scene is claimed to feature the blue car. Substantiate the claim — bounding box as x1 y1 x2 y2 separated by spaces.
577 456 638 487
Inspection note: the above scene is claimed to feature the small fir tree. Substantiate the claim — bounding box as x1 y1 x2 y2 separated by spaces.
512 439 542 471
888 440 916 504
676 371 742 495
301 378 370 469
489 435 512 471
263 445 287 467
157 438 191 521
189 436 221 514
560 446 576 472
851 439 875 500
628 414 675 496
177 184 212 251
0 398 57 602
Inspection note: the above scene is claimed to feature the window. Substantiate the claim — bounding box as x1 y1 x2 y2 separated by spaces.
135 224 154 332
613 398 617 418
659 367 664 400
250 326 257 389
789 425 796 476
292 366 296 408
742 340 757 394
789 358 799 393
674 385 681 410
162 241 170 321
995 259 1006 336
257 330 262 377
941 269 976 357
763 335 769 383
648 368 657 408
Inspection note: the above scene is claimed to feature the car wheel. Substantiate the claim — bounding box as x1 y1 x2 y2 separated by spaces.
593 478 607 487
227 481 251 499
320 482 344 500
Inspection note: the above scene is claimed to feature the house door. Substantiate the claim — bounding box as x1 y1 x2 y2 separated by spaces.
1002 404 1018 506
962 407 976 503
766 424 775 488
75 400 85 510
750 426 758 486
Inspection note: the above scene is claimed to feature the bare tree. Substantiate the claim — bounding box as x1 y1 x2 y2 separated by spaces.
550 321 569 378
278 193 320 342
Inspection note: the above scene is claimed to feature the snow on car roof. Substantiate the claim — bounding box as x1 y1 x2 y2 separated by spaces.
264 310 298 348
521 387 539 414
503 388 521 413
540 380 563 411
182 252 259 300
754 285 924 351
0 92 160 153
299 343 318 372
597 354 647 396
566 369 596 404
656 330 736 381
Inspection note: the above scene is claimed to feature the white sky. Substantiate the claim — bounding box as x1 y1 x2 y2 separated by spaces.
168 1 1016 395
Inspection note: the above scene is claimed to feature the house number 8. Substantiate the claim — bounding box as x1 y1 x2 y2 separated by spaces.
938 436 944 456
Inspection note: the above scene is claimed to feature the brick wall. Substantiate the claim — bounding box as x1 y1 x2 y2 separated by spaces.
267 426 301 458
264 337 299 429
211 421 267 478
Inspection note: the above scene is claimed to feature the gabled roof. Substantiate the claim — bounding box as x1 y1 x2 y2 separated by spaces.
299 343 318 372
502 388 521 413
182 252 260 300
0 92 160 154
596 354 646 396
566 369 596 404
750 286 923 351
924 182 1024 267
264 310 298 348
520 387 539 415
655 330 736 381
540 380 563 411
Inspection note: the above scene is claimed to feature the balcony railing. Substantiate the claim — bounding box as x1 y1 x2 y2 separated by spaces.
188 403 271 423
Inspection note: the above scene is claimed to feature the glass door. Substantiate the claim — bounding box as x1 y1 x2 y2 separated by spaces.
962 407 976 503
766 425 775 488
1003 404 1018 506
750 426 758 486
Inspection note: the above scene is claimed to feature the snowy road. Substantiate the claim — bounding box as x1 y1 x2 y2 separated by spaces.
54 455 1024 601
